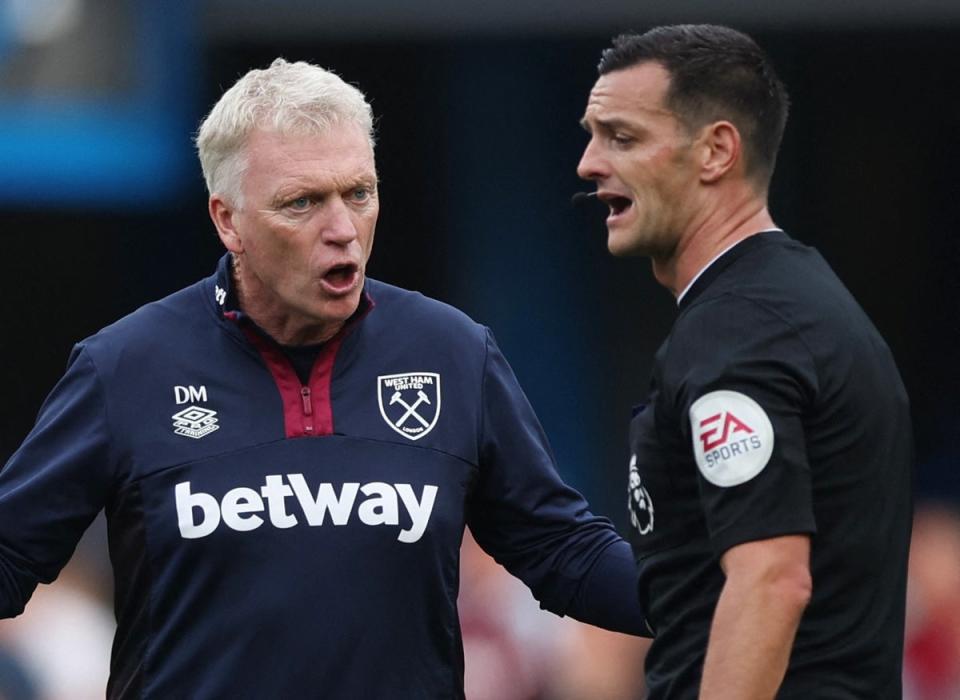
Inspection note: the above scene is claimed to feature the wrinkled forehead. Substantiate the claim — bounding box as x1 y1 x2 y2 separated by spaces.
581 62 675 126
241 125 378 188
245 111 376 152
247 122 374 159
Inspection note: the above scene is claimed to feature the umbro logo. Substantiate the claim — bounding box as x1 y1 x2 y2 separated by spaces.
172 385 219 439
172 406 220 439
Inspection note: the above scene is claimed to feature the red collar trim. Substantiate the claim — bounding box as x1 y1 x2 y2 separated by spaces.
224 294 374 438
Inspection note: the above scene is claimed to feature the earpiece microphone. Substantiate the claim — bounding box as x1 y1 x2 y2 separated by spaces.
571 191 598 206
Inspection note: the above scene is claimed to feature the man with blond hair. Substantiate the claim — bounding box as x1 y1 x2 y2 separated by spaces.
0 59 649 698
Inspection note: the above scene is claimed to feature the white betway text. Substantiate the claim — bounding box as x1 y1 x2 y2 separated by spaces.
176 475 438 544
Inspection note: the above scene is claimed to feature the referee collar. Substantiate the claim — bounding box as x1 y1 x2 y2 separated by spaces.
677 229 786 310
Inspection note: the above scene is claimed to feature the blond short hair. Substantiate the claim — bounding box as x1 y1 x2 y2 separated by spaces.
196 58 375 207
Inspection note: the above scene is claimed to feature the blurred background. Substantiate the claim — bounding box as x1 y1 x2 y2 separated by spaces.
0 1 957 698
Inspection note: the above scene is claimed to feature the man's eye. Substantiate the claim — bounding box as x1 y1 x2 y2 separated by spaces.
350 188 370 202
288 196 311 210
612 134 634 146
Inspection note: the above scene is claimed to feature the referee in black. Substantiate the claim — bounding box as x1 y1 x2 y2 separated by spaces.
577 25 912 699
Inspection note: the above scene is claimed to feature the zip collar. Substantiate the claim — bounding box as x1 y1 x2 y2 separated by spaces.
202 252 374 438
204 252 373 333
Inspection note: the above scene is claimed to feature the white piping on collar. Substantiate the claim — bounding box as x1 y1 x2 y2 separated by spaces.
676 229 783 306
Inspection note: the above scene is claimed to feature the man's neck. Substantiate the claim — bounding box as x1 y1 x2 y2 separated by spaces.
652 190 775 298
232 260 344 346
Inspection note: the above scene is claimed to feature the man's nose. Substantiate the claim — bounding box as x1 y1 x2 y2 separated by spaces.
320 197 359 245
576 138 607 181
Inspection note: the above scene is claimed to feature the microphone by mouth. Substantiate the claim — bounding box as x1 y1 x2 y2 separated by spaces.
571 191 598 206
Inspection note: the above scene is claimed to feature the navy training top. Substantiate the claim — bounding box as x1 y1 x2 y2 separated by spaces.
0 254 647 699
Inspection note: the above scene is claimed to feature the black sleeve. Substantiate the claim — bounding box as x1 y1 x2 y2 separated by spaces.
669 295 818 556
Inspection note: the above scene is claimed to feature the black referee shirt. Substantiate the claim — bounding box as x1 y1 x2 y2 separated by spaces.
628 230 912 699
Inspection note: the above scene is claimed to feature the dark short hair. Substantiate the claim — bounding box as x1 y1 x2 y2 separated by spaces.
599 25 789 186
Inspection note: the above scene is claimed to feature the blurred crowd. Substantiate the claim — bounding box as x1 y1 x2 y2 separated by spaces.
0 503 957 699
904 504 960 699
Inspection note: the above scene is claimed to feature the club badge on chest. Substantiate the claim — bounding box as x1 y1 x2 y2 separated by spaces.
377 372 441 441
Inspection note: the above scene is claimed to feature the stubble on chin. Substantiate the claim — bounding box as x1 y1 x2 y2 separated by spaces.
608 226 678 260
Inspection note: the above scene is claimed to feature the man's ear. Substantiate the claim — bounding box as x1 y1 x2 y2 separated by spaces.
698 120 742 184
209 195 244 254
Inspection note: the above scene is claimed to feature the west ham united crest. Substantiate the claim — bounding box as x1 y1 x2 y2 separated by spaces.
377 373 441 441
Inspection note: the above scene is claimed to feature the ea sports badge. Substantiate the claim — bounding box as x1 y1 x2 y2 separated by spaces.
689 390 774 487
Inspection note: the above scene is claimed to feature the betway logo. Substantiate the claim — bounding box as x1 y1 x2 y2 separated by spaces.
175 475 438 544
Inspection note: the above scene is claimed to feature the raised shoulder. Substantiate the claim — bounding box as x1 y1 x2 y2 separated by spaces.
363 278 488 345
663 291 820 417
671 292 811 368
77 279 211 371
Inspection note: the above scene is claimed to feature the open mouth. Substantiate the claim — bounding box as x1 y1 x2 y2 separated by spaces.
321 263 360 294
598 192 634 221
607 195 633 217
